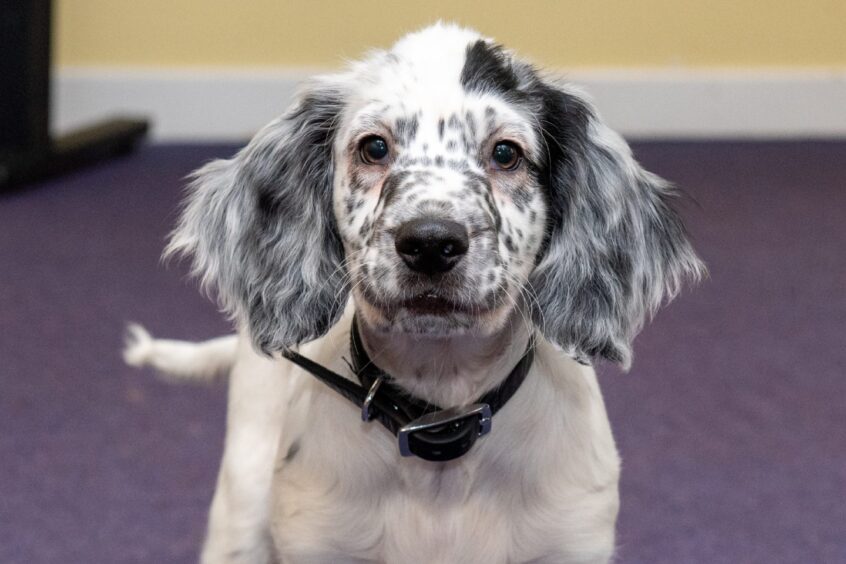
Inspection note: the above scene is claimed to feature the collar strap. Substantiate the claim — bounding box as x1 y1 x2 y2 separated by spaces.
282 319 534 462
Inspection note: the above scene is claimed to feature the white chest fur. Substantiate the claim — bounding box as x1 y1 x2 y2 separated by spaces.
268 331 621 564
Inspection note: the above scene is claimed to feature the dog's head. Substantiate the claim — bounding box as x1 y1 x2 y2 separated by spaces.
169 23 703 368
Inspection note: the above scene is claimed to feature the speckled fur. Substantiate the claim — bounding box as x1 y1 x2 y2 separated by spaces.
142 22 704 564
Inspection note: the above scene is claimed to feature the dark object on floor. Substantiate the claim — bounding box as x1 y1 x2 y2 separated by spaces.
0 0 148 190
0 142 843 563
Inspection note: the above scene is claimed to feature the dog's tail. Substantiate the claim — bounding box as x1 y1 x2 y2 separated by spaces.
123 323 238 383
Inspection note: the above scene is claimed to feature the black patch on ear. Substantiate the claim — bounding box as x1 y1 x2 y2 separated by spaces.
526 80 703 367
461 40 520 94
256 188 278 218
531 83 593 257
169 83 350 355
250 93 339 221
241 93 347 352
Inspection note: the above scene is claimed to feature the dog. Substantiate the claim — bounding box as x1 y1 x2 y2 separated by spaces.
124 23 703 563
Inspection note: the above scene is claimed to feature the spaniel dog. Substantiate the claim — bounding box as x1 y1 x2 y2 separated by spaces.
125 23 703 564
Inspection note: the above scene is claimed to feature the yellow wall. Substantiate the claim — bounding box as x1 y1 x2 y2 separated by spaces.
56 0 846 69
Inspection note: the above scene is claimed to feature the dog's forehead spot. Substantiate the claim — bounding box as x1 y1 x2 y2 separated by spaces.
394 115 419 146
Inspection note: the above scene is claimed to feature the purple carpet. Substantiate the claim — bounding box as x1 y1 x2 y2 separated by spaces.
1 142 844 563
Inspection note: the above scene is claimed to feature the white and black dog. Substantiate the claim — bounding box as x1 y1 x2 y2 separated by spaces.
125 23 703 564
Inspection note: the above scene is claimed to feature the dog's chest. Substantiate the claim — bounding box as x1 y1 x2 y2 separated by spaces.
271 442 616 563
273 459 535 562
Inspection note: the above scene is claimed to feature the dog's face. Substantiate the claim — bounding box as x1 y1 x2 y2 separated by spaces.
333 34 548 337
169 24 703 368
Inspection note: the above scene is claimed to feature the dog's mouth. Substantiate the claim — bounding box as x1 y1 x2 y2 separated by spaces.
399 292 471 315
354 282 515 337
357 285 502 319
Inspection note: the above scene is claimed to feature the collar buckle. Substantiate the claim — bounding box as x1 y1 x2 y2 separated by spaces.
397 403 492 462
360 375 384 422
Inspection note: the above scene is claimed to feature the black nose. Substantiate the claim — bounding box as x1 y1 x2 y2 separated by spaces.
394 218 469 274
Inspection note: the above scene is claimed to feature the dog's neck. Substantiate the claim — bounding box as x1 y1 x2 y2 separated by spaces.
356 313 532 408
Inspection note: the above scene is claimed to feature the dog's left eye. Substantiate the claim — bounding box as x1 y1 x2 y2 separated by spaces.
360 136 390 164
491 141 522 171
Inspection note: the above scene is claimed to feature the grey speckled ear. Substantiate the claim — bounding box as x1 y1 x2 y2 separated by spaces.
166 78 348 353
529 83 705 369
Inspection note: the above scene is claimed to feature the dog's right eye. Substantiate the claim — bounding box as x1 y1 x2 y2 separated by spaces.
360 136 390 164
491 141 522 171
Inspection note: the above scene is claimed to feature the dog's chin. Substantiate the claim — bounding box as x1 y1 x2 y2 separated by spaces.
354 291 511 338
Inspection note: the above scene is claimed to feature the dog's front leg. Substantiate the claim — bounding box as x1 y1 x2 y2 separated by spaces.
201 334 297 564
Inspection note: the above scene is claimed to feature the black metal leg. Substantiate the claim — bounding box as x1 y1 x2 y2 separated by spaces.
0 118 150 189
0 1 149 191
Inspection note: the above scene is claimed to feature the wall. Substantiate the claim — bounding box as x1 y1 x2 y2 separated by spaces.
53 1 846 140
56 0 846 68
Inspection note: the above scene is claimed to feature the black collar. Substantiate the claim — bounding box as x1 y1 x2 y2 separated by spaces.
282 318 534 462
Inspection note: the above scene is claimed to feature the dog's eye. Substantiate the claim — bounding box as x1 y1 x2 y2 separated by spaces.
360 136 390 164
491 142 522 171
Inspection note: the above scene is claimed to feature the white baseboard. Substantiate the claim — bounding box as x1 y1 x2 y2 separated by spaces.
54 67 846 141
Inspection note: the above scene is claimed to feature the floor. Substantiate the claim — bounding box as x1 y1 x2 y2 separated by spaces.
1 141 844 563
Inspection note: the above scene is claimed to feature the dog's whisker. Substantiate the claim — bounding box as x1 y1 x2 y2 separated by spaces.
497 276 534 346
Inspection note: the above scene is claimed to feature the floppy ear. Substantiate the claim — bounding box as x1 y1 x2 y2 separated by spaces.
166 77 349 353
529 83 705 369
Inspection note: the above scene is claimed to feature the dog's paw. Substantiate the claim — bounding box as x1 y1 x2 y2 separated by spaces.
123 323 154 367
